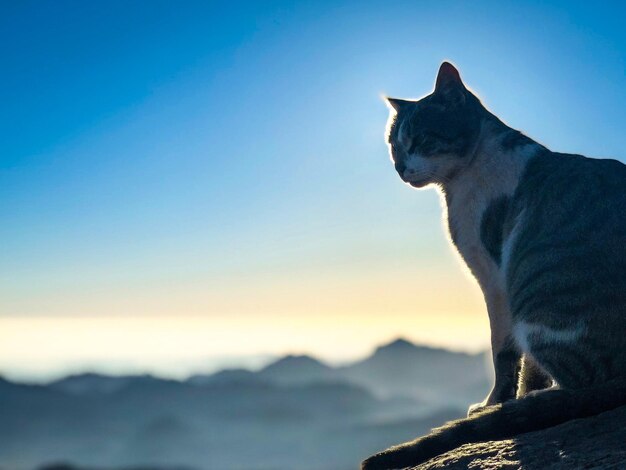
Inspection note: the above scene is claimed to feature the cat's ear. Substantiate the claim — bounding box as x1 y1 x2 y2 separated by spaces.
435 62 463 90
385 97 412 112
434 62 466 106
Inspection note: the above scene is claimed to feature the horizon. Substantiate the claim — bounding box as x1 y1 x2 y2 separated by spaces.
2 1 625 383
1 324 490 382
1 334 489 384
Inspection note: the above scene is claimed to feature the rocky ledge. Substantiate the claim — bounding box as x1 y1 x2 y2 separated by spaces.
413 405 626 469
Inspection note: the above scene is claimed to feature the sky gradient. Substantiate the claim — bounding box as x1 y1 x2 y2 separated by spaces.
1 0 625 380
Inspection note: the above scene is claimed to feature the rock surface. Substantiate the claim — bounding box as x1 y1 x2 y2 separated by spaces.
413 405 626 469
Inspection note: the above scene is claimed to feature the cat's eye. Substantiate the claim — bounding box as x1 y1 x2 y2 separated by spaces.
419 134 440 147
427 132 451 142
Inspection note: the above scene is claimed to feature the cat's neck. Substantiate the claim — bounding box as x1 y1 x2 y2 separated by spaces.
442 118 544 209
438 118 545 275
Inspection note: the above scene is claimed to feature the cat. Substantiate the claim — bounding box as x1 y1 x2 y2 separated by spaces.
361 62 626 470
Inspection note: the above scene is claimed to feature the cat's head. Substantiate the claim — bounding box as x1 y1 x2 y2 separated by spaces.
385 62 484 188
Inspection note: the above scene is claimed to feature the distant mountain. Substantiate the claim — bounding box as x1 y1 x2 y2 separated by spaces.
0 368 421 470
37 338 491 409
0 338 487 470
374 337 419 352
340 338 491 406
187 368 264 386
187 339 490 407
186 355 336 387
184 339 490 406
258 354 337 385
49 373 161 395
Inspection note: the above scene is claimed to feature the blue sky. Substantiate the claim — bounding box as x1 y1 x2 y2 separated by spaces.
1 0 625 378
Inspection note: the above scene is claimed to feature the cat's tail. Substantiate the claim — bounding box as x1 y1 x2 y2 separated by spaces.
361 379 626 470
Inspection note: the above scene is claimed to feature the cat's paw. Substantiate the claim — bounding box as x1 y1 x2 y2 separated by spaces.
468 398 512 417
467 400 488 417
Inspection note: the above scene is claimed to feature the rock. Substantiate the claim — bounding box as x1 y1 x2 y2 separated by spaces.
412 405 626 469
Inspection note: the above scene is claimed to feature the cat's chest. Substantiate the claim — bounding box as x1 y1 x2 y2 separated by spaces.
446 194 502 288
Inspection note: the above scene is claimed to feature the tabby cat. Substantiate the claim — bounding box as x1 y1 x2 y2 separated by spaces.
362 62 626 469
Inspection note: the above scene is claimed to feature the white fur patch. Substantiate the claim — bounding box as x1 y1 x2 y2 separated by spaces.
513 321 585 354
501 209 525 279
444 131 540 289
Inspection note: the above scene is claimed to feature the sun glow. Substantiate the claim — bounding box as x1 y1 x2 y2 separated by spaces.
0 310 490 381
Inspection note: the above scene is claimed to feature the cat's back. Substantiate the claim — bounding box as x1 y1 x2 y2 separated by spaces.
506 150 626 324
518 150 626 207
512 150 626 243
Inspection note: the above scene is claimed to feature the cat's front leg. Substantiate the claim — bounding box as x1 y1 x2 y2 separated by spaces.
468 336 520 415
468 290 519 416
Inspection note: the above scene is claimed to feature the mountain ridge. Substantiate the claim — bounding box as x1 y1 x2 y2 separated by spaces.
0 338 490 470
5 338 490 404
